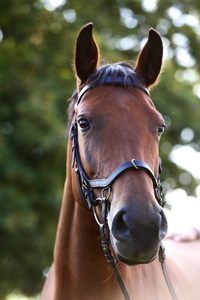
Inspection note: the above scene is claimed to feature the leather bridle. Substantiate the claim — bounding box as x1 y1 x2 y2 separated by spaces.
71 76 164 210
70 77 178 300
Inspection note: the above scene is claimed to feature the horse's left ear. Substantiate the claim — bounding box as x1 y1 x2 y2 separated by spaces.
134 29 163 88
75 23 99 84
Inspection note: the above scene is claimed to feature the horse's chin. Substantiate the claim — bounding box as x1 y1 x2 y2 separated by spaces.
110 235 159 266
115 251 157 266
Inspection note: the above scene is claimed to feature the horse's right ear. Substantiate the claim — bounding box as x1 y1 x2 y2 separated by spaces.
134 29 163 88
75 23 99 84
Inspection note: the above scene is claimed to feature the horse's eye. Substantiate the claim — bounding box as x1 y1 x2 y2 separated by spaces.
77 118 91 131
158 124 166 136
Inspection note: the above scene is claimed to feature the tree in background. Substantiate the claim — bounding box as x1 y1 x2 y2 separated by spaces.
0 0 200 297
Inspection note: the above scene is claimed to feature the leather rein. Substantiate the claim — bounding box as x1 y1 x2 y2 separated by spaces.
70 77 178 300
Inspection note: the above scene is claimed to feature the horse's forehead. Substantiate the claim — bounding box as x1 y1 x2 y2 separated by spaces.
77 86 161 121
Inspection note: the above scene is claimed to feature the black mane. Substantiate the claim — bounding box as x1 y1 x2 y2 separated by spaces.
68 63 146 131
86 62 145 88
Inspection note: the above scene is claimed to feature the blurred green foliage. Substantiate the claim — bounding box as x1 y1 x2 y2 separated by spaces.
0 0 200 297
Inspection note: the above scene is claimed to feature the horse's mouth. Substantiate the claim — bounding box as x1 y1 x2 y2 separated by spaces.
115 250 158 266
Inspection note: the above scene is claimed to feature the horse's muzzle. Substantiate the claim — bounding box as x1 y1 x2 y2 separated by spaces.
110 203 168 265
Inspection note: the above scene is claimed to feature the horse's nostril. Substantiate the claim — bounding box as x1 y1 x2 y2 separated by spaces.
111 209 129 241
159 209 168 240
111 205 168 243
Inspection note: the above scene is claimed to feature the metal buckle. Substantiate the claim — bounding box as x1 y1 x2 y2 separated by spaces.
93 187 111 226
131 159 138 169
101 187 111 200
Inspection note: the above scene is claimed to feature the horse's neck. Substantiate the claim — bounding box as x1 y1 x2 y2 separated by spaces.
53 147 120 299
53 177 163 300
53 144 162 300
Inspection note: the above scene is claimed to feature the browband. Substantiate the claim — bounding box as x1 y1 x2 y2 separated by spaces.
75 76 149 108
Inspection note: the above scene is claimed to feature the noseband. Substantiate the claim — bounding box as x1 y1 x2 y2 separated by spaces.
70 76 178 300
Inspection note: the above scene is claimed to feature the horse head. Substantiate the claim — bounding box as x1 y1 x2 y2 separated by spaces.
70 23 168 266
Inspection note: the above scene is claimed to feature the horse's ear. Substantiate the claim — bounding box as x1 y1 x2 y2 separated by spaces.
75 23 99 84
134 29 163 88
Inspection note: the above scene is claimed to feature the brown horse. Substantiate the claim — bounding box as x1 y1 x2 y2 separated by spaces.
40 23 200 300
